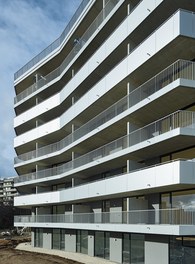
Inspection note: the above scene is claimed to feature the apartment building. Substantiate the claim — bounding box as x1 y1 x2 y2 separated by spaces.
0 177 18 206
14 0 195 263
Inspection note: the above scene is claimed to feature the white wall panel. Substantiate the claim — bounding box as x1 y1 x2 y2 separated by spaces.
14 94 60 128
14 118 60 147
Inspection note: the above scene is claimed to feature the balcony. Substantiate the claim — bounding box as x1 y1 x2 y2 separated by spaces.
14 59 195 165
14 159 195 207
14 208 195 236
14 0 120 103
14 0 90 81
14 110 195 185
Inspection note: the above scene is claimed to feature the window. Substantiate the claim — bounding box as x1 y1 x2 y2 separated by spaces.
52 229 65 250
77 230 88 254
52 229 60 250
170 237 195 264
34 228 43 247
95 231 110 259
123 234 130 264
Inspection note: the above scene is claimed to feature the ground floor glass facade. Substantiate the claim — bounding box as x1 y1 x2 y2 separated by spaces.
33 228 195 263
170 236 195 264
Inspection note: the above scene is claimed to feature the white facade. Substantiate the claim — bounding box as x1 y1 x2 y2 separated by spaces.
14 1 195 263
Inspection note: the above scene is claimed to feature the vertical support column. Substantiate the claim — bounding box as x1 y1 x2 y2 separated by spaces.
127 43 131 55
127 159 130 173
103 0 105 19
127 82 130 150
72 178 74 188
35 97 39 105
35 164 38 181
35 73 39 82
35 142 39 159
127 3 131 16
72 69 74 78
127 82 130 108
127 121 130 150
72 123 74 143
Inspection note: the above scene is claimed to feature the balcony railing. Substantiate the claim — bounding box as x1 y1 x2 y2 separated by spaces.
14 208 195 225
14 0 120 103
14 59 195 165
14 0 90 81
14 110 195 184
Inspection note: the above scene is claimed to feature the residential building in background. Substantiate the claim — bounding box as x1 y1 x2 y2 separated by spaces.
14 0 195 263
0 177 18 206
0 177 18 228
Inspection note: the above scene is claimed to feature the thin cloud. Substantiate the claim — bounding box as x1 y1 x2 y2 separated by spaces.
0 0 81 177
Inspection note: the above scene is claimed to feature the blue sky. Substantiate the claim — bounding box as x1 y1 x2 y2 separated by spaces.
0 0 81 178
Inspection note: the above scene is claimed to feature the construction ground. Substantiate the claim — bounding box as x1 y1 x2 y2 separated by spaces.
0 235 116 264
0 236 81 264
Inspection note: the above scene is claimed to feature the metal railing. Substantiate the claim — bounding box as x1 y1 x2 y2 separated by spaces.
14 0 90 81
14 110 195 183
14 159 195 198
14 0 120 103
14 208 195 225
14 59 195 165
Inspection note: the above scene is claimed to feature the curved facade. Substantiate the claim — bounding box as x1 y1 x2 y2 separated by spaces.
14 0 195 263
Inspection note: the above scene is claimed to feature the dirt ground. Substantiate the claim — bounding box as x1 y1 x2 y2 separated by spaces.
0 238 82 264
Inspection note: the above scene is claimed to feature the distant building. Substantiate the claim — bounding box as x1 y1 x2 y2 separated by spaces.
0 177 18 228
0 177 18 206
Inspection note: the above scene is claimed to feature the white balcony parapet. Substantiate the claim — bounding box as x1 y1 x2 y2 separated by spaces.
14 208 195 226
14 110 195 184
14 0 121 102
14 59 195 165
14 159 195 207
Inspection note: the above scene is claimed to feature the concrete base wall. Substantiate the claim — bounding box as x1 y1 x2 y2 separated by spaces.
43 229 52 249
110 233 122 263
88 231 94 257
65 230 76 252
145 239 169 264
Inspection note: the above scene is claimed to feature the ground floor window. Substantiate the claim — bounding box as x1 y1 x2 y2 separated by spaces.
52 229 65 250
34 228 43 248
170 236 195 264
76 230 88 254
122 233 144 264
94 231 110 259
